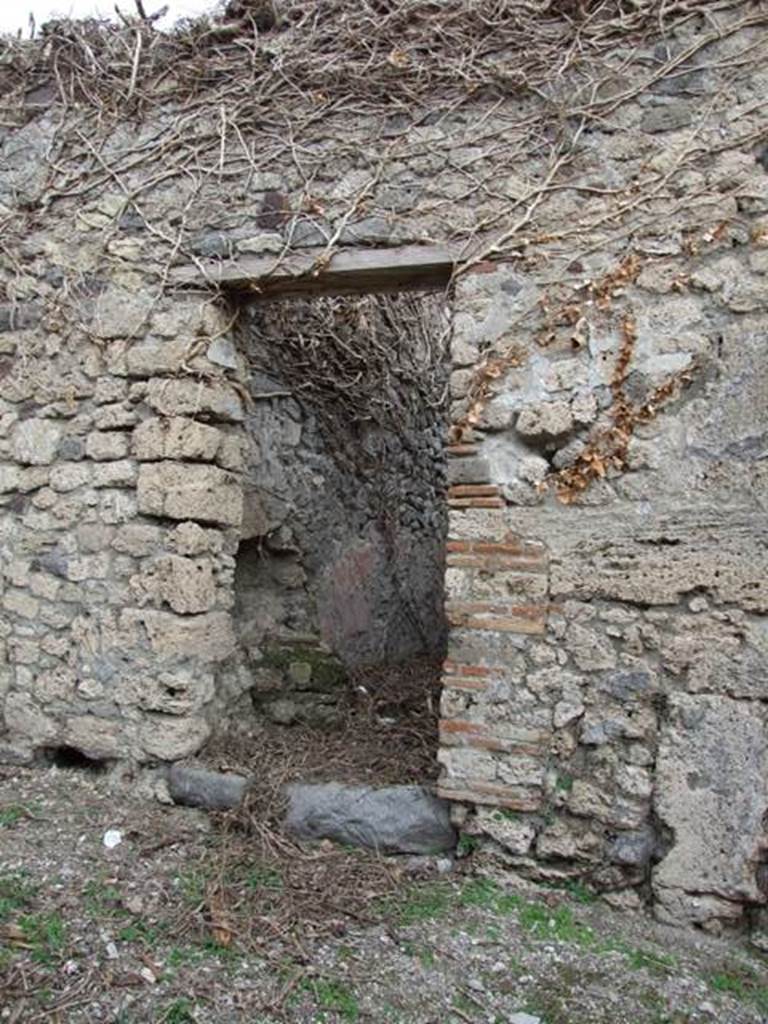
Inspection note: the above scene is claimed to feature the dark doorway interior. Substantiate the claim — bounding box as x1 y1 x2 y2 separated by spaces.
220 289 451 783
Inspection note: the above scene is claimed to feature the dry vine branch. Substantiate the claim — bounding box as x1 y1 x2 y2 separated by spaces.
239 290 450 450
0 0 764 503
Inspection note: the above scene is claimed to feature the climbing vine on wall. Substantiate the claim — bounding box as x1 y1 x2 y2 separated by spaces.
0 0 763 508
239 291 450 455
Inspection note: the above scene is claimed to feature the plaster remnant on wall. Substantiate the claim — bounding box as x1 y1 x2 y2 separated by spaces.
654 694 768 928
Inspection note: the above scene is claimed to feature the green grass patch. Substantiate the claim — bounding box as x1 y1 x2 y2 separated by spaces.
118 920 164 946
174 867 210 906
419 946 436 969
452 991 479 1018
306 977 359 1022
711 972 746 996
0 804 28 828
159 998 198 1023
386 872 691 987
456 833 481 857
460 877 520 914
709 962 768 1013
622 945 677 975
83 879 130 919
165 945 208 969
555 773 574 793
0 872 37 921
394 883 454 925
518 900 596 947
244 865 283 892
490 808 518 822
542 879 596 905
18 912 67 965
401 940 437 968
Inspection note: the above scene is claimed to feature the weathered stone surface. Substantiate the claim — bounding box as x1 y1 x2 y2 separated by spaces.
236 232 283 254
65 553 111 582
285 784 457 854
553 699 584 729
3 589 40 619
0 118 54 204
206 337 239 370
85 432 131 461
169 521 214 556
50 463 91 492
12 419 61 465
140 714 211 760
94 403 138 430
568 779 647 830
144 379 243 422
92 288 154 339
136 461 242 526
167 764 249 810
133 417 223 462
640 103 692 133
0 465 20 491
131 671 215 714
1 14 767 935
61 715 125 760
3 691 57 743
609 828 656 867
653 694 768 926
132 554 217 614
516 401 573 439
125 608 236 662
473 807 536 855
545 513 768 612
91 459 137 488
536 820 600 861
447 456 491 485
125 339 191 377
112 523 163 556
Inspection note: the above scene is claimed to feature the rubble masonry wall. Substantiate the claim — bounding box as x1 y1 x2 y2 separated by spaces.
0 10 767 929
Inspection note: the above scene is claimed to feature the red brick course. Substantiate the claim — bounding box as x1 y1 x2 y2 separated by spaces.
436 782 543 811
445 601 547 634
447 497 505 509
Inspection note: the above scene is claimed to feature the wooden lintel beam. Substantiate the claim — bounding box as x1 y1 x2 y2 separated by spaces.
169 244 457 297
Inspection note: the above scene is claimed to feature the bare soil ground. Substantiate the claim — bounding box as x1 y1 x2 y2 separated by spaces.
2 762 768 1024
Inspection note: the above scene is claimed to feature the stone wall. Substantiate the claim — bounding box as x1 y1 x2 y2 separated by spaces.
438 263 768 931
1 3 767 931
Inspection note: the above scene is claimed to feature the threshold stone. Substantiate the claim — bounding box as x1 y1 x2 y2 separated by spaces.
167 764 250 810
285 783 457 854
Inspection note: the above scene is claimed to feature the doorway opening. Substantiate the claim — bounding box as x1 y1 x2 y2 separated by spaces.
215 286 452 788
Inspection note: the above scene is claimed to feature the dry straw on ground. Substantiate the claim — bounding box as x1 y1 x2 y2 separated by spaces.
195 657 444 953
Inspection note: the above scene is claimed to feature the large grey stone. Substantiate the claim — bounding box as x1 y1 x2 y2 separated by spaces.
167 764 249 810
285 784 457 854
